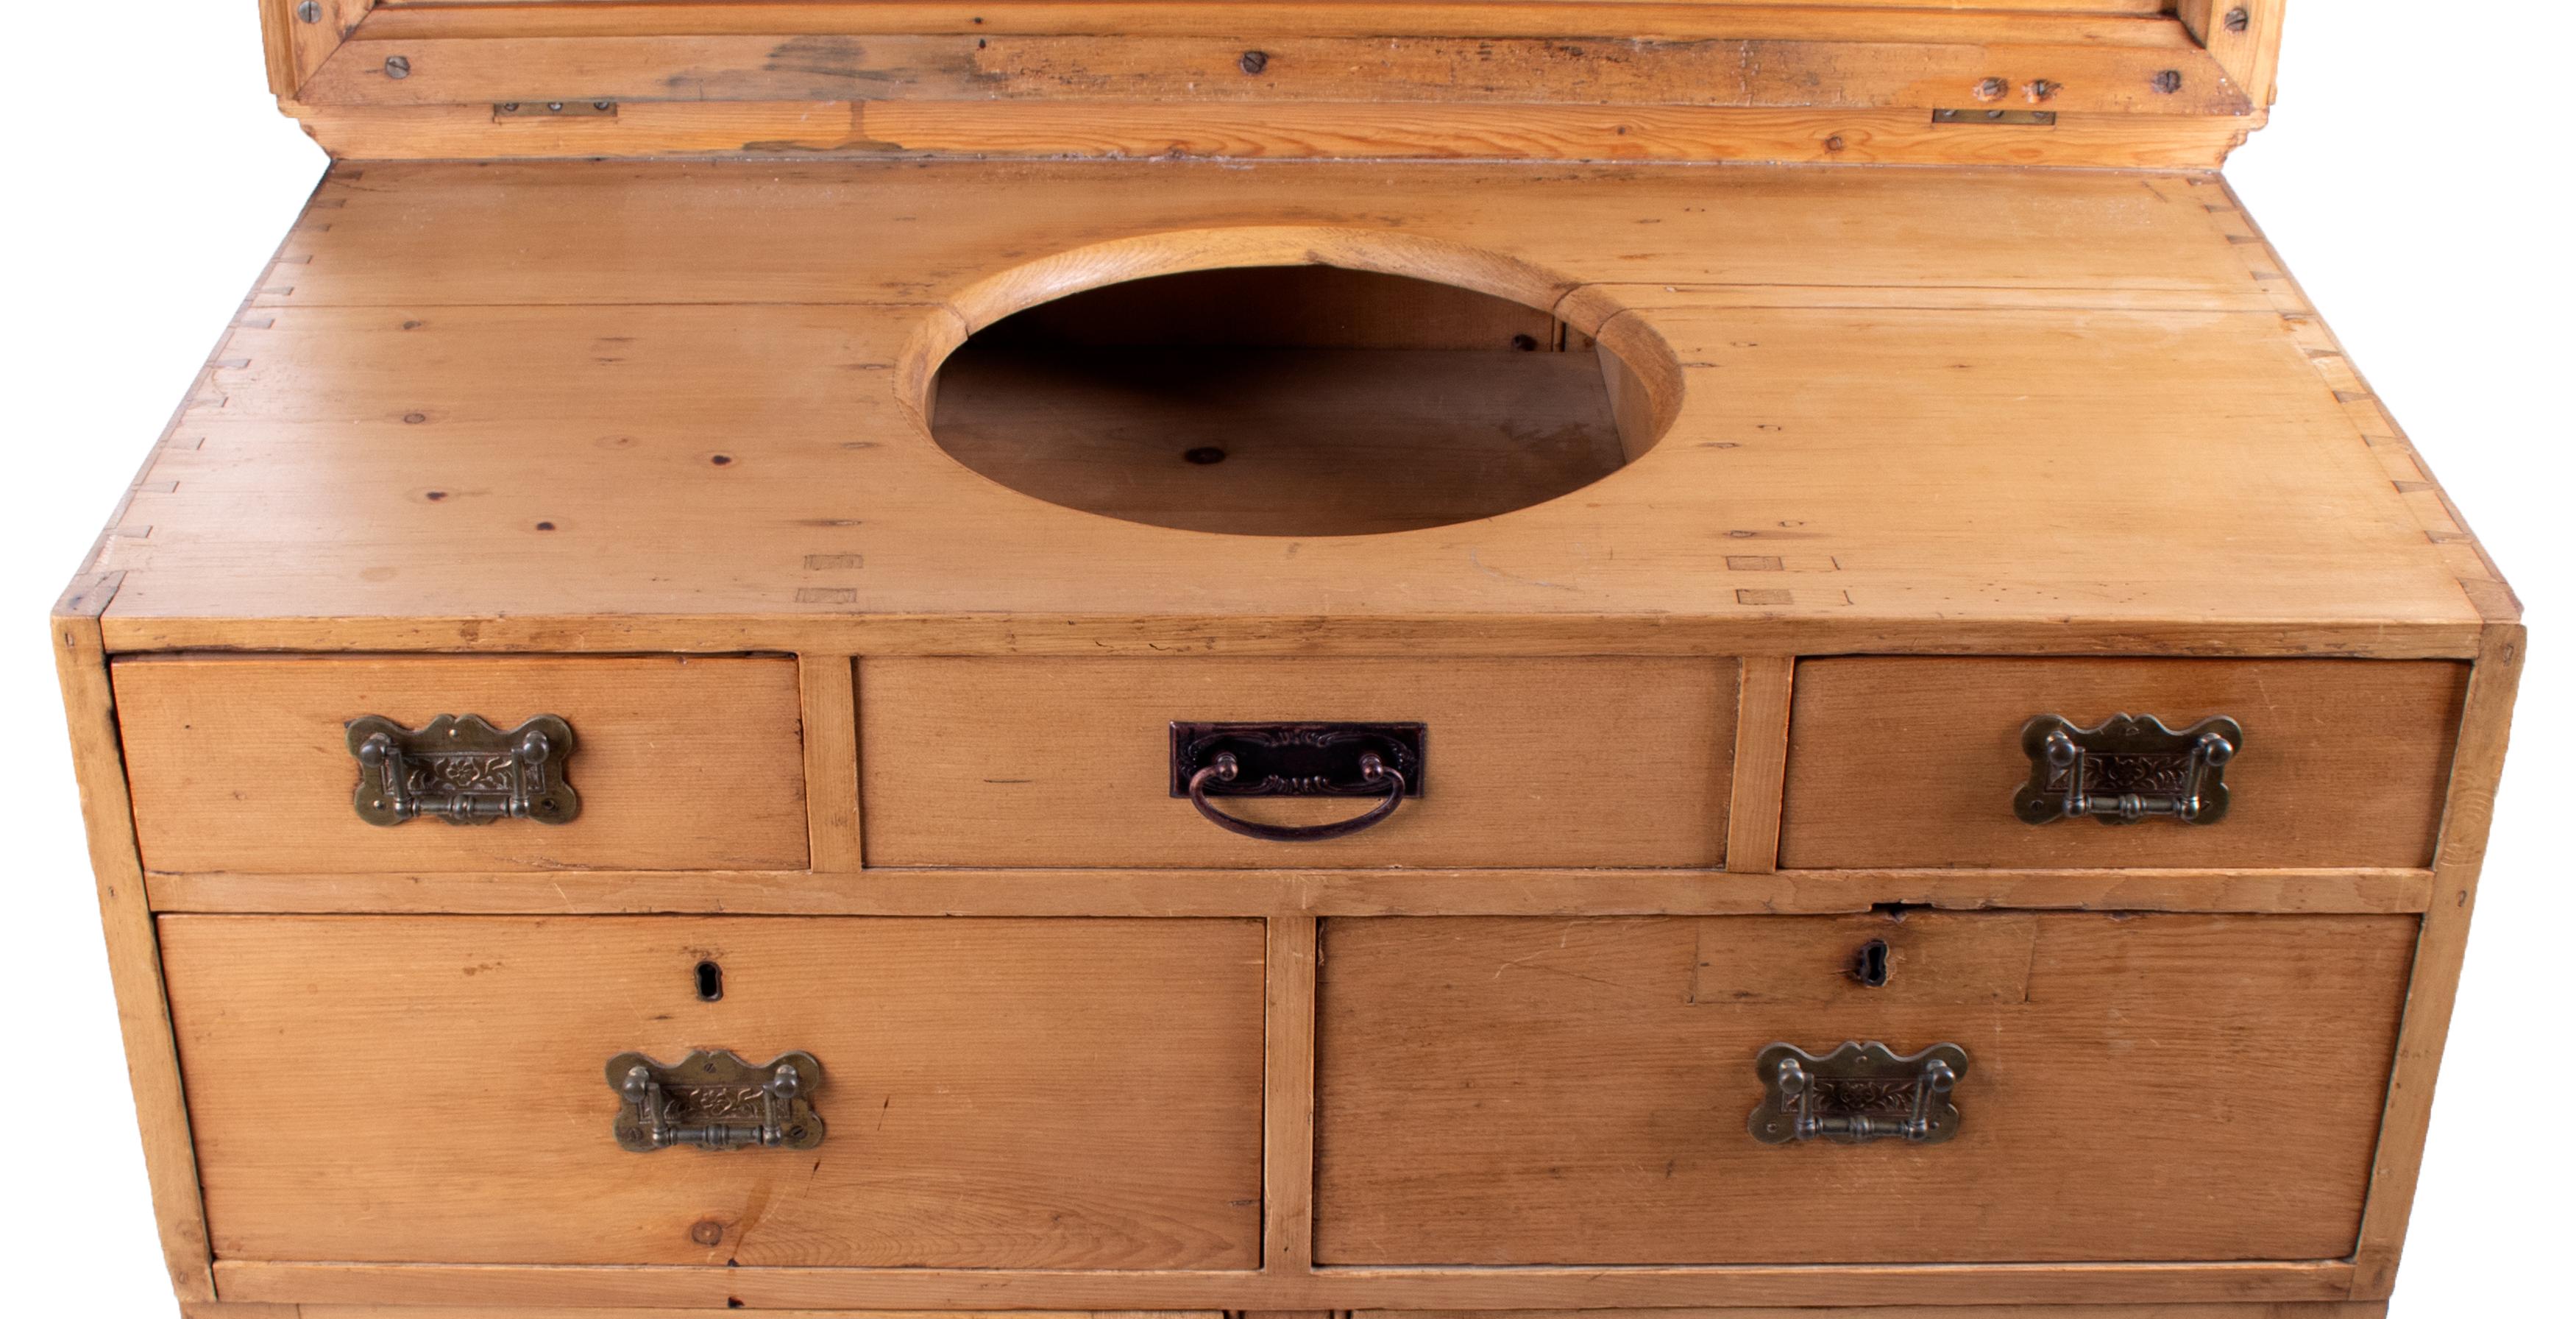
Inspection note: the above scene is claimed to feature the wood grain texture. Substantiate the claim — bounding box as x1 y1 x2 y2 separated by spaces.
47 187 349 1304
115 655 809 873
287 101 2256 167
2183 176 2521 626
2179 0 2287 110
213 1259 2360 1310
858 657 1733 868
142 866 2439 919
364 4 2183 38
52 576 214 1300
1265 916 1319 1270
1689 912 2039 1005
1781 659 2469 870
251 163 2270 307
93 161 2494 657
1369 1306 2384 1319
291 1 2251 164
182 1304 302 1319
161 916 1265 1267
931 347 1633 537
296 1311 1219 1319
2349 626 2527 1297
798 654 862 871
260 0 370 98
306 29 2240 116
1314 913 2419 1265
969 264 1559 351
1725 656 1794 872
1380 1309 2380 1319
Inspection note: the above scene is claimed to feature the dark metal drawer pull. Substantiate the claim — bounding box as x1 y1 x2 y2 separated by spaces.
608 1049 824 1153
1170 721 1423 844
1749 1041 1969 1145
347 713 578 826
2015 712 2240 826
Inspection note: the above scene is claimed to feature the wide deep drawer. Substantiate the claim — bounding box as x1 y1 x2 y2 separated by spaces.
160 915 1266 1267
1778 657 2468 869
859 657 1735 867
113 655 809 872
1314 913 2416 1265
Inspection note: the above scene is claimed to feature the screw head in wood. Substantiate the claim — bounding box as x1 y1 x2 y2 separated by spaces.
2224 7 2252 34
2023 79 2059 103
296 1 321 22
383 54 411 79
2151 69 2183 94
1973 77 2008 102
1239 50 1269 75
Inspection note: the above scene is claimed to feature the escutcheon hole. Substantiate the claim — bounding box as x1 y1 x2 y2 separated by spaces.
694 960 723 1002
1853 938 1892 989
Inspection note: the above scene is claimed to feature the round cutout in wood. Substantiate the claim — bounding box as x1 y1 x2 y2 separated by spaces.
910 230 1681 537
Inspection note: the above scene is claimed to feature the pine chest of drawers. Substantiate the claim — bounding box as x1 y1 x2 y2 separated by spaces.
58 4 2520 1319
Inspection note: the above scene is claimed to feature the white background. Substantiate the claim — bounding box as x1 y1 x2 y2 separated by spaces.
0 2 2565 1313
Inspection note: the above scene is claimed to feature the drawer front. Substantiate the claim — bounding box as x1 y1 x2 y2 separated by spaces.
860 657 1734 868
114 655 808 872
1315 913 2415 1265
162 916 1266 1267
1779 657 2467 869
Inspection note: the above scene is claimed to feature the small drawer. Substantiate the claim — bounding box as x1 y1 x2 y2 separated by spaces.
1315 912 2415 1265
162 915 1266 1267
859 657 1735 868
113 655 809 872
1778 657 2468 869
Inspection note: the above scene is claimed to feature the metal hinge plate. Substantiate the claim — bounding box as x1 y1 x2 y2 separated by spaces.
1931 108 2059 127
494 100 618 120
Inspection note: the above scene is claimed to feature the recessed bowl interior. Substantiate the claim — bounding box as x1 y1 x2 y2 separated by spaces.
926 264 1675 537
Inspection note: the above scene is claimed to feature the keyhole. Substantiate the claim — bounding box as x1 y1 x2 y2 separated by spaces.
694 960 724 1002
1853 939 1891 989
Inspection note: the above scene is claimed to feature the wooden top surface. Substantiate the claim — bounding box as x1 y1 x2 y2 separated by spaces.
85 159 2508 656
264 2 2285 167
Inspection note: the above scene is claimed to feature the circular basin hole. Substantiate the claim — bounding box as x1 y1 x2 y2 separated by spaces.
928 265 1675 537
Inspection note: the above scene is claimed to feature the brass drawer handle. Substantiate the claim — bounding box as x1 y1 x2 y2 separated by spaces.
608 1049 824 1152
1170 721 1424 844
346 713 578 826
1749 1041 1969 1145
2015 712 2240 826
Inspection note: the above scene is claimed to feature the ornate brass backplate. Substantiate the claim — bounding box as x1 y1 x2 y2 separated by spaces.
346 712 578 826
1749 1040 1970 1145
606 1049 824 1153
2015 712 2240 826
